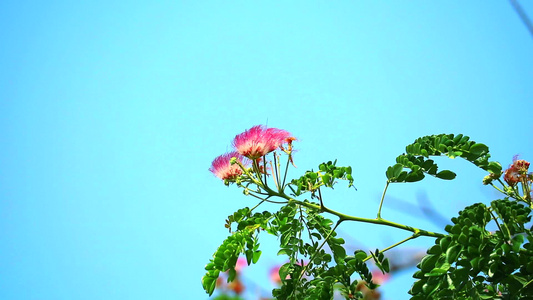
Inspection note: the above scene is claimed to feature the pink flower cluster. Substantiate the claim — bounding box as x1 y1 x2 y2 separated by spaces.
233 125 293 159
504 156 531 186
209 152 250 181
209 125 295 180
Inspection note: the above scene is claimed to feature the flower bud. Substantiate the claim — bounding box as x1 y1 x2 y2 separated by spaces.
482 175 493 185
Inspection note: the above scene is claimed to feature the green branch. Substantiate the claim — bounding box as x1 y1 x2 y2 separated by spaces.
261 186 444 238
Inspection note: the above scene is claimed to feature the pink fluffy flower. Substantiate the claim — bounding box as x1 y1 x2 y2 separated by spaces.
233 125 293 159
209 152 250 180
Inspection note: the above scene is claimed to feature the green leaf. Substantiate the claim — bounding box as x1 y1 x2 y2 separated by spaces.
439 236 451 251
331 245 346 263
427 244 442 255
425 267 448 277
469 143 488 155
470 257 481 270
277 248 292 256
452 134 463 144
279 263 291 282
410 280 425 295
321 219 333 227
355 250 367 261
227 268 237 282
458 233 468 245
322 174 331 186
382 258 390 273
245 250 253 264
202 275 217 296
252 250 261 264
512 235 524 252
391 163 403 178
486 161 502 175
406 171 425 182
435 170 456 180
420 254 439 272
446 244 462 264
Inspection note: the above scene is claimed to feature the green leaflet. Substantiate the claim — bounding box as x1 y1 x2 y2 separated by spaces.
387 134 500 183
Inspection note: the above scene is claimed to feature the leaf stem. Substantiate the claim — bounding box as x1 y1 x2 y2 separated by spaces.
490 183 506 195
377 181 390 219
489 208 510 243
298 220 342 280
281 154 291 189
250 200 266 212
362 233 419 262
247 191 288 204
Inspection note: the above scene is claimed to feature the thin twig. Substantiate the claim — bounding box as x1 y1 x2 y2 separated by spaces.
510 0 533 38
377 181 390 219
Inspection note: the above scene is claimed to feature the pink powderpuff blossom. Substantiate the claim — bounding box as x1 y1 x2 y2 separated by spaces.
209 152 250 180
233 125 293 159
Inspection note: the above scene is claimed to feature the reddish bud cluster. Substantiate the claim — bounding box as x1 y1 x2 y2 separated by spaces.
504 157 531 186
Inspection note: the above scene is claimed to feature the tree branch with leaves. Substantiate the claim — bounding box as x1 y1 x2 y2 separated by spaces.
203 125 533 299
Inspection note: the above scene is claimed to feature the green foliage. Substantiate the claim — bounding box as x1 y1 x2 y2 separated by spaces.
203 208 270 296
202 229 255 296
386 134 502 183
409 200 533 299
263 201 381 299
206 131 532 299
289 160 354 196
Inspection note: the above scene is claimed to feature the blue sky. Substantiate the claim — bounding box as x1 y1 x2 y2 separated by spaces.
1 1 532 299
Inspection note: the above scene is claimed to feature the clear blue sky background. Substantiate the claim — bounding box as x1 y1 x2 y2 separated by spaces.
1 1 532 299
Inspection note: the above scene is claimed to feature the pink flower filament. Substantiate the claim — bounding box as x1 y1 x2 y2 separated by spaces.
209 152 250 180
233 125 293 159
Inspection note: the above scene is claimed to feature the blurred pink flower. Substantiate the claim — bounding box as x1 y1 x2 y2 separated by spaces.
209 152 250 180
371 269 390 285
233 125 293 159
235 257 248 272
269 265 282 284
269 261 308 284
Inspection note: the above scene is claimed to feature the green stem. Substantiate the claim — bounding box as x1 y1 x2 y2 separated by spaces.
377 181 390 219
496 178 506 188
318 187 324 210
327 204 443 238
489 208 510 243
250 200 266 212
235 160 263 188
281 154 291 188
275 152 283 192
297 220 342 283
300 206 316 245
261 158 269 187
362 233 419 263
270 156 280 191
264 187 444 238
248 191 287 204
490 183 506 195
521 178 531 203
